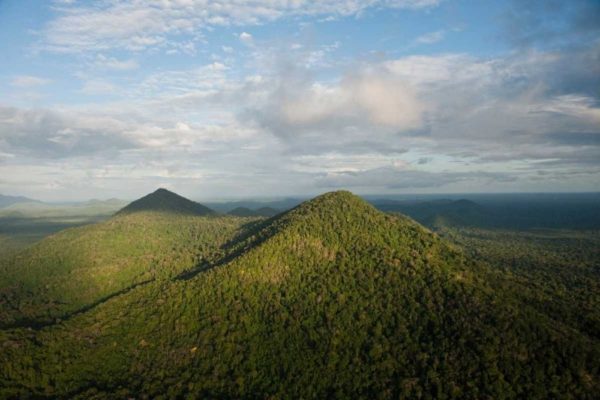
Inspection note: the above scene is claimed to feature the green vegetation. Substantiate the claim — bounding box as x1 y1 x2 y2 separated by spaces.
0 211 249 327
117 188 214 216
0 191 598 398
0 234 30 257
442 227 600 340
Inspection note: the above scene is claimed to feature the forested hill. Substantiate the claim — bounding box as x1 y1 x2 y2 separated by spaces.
0 191 597 398
0 189 244 327
116 188 215 216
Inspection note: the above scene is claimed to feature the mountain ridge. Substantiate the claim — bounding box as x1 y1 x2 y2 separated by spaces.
0 194 39 208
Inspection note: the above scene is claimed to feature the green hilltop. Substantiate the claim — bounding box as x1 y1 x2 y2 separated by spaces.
0 190 598 398
116 188 215 216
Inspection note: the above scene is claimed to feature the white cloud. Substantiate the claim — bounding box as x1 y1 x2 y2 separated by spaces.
134 62 231 100
414 30 446 45
3 40 599 198
534 94 600 125
80 80 117 95
278 75 422 129
93 55 139 70
239 32 253 45
316 167 516 190
11 75 51 87
0 106 137 159
39 0 443 53
241 45 600 170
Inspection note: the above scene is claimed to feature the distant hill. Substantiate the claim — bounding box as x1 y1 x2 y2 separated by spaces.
227 206 258 217
255 206 280 217
227 206 280 217
0 189 234 326
372 196 600 230
1 191 597 398
0 194 38 208
117 188 215 216
373 198 485 228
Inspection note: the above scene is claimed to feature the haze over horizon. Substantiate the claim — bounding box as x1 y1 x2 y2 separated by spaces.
1 0 599 201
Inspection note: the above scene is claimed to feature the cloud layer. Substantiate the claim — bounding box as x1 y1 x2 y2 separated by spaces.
41 0 441 53
1 0 598 200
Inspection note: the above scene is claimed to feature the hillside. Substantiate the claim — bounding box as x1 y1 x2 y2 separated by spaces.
255 206 280 217
0 191 597 399
117 188 215 216
0 190 242 327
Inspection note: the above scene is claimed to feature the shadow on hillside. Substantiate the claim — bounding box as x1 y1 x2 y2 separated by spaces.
0 278 154 331
176 208 294 281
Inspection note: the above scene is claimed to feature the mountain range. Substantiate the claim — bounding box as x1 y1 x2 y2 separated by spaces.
0 194 38 209
227 206 280 217
0 189 597 398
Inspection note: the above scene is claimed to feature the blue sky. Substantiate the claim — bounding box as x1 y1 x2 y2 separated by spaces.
0 0 598 201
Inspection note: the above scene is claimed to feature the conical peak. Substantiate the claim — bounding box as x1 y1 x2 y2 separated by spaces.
147 188 181 199
138 188 186 202
117 188 215 216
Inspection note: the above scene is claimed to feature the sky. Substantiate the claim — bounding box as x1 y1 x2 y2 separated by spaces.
0 0 599 201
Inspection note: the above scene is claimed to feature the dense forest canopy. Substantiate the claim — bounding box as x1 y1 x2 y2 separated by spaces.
0 190 598 399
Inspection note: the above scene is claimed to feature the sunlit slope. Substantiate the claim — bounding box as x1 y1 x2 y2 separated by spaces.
0 195 245 327
0 192 597 399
